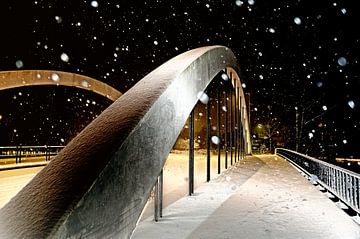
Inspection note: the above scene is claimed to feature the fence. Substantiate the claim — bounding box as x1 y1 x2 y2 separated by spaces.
275 148 360 214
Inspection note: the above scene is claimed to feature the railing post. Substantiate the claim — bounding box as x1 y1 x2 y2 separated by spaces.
15 145 19 164
189 109 194 195
206 99 211 182
159 169 163 218
224 89 228 169
217 88 221 174
19 145 22 163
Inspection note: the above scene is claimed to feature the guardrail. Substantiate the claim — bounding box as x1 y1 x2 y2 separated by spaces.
275 148 360 214
0 146 64 163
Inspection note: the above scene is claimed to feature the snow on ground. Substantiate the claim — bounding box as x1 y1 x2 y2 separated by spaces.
132 155 360 239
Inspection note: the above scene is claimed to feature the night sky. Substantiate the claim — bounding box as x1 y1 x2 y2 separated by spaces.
0 0 359 162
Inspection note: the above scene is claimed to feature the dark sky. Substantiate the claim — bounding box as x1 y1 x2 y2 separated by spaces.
0 0 359 160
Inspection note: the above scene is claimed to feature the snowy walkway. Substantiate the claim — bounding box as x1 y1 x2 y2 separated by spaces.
132 155 360 239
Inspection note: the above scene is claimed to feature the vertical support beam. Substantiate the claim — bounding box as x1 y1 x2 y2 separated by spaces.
189 110 195 195
159 169 163 218
224 89 228 169
229 86 233 165
234 84 238 163
206 99 211 182
217 88 221 174
235 86 240 161
237 88 241 161
154 177 159 222
239 95 242 160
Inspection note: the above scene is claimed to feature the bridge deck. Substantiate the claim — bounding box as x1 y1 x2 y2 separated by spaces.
132 155 360 239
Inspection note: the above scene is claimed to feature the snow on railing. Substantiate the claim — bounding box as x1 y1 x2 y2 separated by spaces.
275 148 360 214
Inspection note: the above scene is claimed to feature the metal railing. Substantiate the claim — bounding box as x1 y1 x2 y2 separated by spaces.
0 145 64 163
275 148 360 214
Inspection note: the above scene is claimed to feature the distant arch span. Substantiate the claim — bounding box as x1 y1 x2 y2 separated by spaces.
0 70 122 101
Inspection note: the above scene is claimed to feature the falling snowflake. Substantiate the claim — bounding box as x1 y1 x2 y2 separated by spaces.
15 60 24 69
348 100 355 109
248 0 255 5
211 136 220 145
90 1 98 8
337 57 347 66
294 17 302 25
197 91 210 104
81 80 90 88
221 73 229 81
235 0 243 6
60 53 69 62
51 73 60 82
55 16 62 23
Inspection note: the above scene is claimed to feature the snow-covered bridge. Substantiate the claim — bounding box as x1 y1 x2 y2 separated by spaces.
0 46 359 238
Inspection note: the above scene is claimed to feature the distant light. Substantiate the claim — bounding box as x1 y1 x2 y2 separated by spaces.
294 17 302 25
15 60 24 69
90 1 98 7
337 57 347 66
348 100 355 109
51 73 60 82
60 53 69 62
197 91 209 104
211 136 220 145
322 105 327 111
235 0 243 6
221 73 229 81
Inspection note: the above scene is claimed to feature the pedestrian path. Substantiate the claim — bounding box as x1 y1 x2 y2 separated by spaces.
132 155 360 239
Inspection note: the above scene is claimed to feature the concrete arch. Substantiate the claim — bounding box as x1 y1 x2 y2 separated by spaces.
0 46 251 239
0 70 122 101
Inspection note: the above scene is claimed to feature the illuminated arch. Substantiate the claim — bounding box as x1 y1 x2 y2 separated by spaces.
0 46 251 238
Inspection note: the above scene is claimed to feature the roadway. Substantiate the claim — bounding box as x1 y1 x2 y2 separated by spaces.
0 167 43 208
133 155 360 239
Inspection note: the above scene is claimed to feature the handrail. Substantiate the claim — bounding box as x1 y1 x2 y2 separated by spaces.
275 148 360 214
0 70 122 101
0 46 251 239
